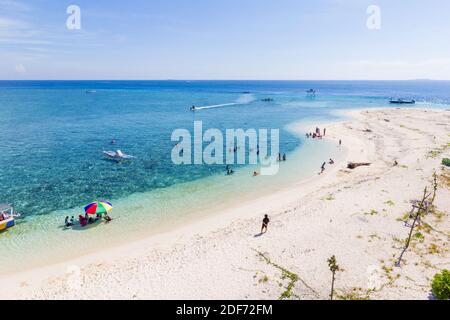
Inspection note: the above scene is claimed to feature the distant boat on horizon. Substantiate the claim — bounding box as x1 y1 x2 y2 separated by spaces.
389 98 416 104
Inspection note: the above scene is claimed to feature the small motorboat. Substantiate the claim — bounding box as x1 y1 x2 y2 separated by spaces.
389 99 416 104
103 150 135 161
190 106 197 112
0 204 20 232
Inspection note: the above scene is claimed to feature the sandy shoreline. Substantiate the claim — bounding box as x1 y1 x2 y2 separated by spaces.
1 108 449 300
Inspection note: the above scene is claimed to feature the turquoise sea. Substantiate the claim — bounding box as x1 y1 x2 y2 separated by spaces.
0 80 449 273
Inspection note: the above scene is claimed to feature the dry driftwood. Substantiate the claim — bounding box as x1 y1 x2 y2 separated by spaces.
347 162 371 170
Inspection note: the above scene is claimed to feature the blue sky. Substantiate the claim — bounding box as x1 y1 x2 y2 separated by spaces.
1 0 450 80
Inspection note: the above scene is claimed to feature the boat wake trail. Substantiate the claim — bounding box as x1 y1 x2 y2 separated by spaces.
195 102 238 110
194 94 256 110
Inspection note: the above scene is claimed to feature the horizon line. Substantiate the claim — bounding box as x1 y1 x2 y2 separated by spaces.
1 79 449 82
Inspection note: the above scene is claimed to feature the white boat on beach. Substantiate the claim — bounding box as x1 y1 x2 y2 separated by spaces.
0 204 20 232
103 150 136 161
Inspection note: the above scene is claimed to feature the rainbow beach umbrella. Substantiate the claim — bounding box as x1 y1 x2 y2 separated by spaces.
84 201 113 215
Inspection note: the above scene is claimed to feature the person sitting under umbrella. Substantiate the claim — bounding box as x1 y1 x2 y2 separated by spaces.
82 201 114 227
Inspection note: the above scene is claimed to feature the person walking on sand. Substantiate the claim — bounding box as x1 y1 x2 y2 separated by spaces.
339 139 342 146
261 214 270 234
321 162 326 174
323 128 326 136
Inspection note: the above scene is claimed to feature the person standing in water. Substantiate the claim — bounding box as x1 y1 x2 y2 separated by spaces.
261 214 270 234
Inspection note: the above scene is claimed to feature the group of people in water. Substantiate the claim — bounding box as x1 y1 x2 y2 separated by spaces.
306 126 341 174
306 127 326 139
320 158 335 174
64 213 113 228
225 150 288 177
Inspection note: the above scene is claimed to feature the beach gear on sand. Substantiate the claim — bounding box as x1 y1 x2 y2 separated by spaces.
84 201 113 215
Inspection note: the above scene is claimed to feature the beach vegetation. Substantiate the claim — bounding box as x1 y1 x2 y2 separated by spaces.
428 244 441 255
428 150 441 159
393 237 406 246
256 251 300 300
431 209 445 221
382 264 393 275
337 288 370 300
431 270 450 300
364 209 379 216
422 260 438 270
396 186 434 267
431 171 438 205
385 200 395 207
438 169 450 189
428 142 450 160
369 233 381 241
381 264 398 282
259 275 269 283
327 255 340 300
442 158 450 167
414 232 425 242
396 212 409 222
418 222 432 234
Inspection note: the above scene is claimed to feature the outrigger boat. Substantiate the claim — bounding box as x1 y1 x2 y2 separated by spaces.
103 150 135 161
389 99 416 104
0 204 20 232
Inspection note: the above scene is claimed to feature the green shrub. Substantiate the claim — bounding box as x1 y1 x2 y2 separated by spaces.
442 158 450 167
431 270 450 300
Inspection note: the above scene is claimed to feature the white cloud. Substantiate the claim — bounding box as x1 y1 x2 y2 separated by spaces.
0 17 28 29
0 0 32 12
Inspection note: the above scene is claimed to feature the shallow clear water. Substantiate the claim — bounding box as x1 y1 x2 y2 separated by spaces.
0 80 449 273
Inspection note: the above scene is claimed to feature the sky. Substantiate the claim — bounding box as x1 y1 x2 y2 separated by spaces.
1 0 450 80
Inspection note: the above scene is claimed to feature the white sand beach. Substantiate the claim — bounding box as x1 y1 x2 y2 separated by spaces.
1 108 449 300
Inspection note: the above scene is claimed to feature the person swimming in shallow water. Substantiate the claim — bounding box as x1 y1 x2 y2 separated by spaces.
104 213 113 222
64 216 73 227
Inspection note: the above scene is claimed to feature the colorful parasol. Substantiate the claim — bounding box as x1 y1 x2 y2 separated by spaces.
84 201 113 215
